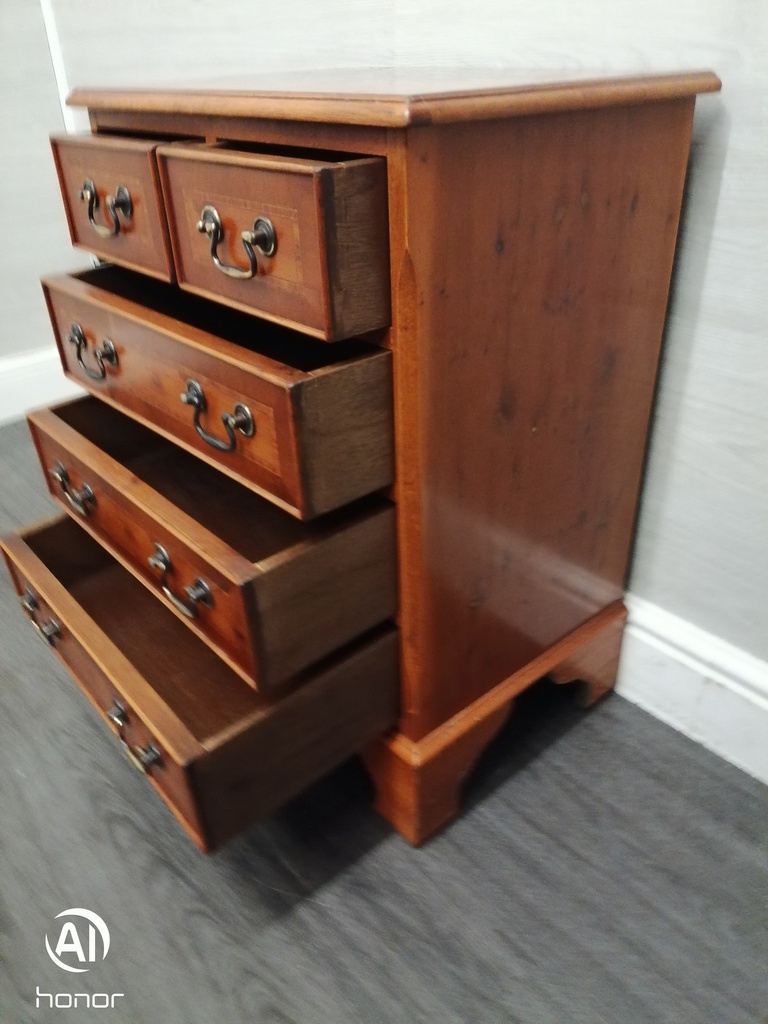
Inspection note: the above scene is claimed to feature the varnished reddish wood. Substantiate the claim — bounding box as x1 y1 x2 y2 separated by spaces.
28 399 397 693
157 144 390 339
363 602 626 844
393 99 697 740
1 518 399 851
50 133 174 280
68 69 720 128
9 73 721 849
549 604 627 707
362 706 511 846
42 268 394 518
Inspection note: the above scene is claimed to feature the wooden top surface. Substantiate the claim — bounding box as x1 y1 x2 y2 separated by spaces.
68 67 721 127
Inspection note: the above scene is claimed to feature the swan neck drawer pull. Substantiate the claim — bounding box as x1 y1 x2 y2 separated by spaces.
19 589 61 646
147 542 213 620
196 204 276 280
180 378 255 452
79 178 133 238
106 700 162 775
49 461 96 517
67 322 118 381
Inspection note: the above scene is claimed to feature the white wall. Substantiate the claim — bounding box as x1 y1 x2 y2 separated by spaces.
0 0 84 417
4 0 767 777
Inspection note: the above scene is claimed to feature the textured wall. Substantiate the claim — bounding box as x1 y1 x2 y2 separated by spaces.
11 0 768 665
0 0 82 362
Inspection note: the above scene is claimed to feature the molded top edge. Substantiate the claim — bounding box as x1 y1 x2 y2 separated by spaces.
67 69 722 128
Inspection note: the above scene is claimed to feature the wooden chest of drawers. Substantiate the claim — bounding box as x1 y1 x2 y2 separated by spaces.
2 69 720 850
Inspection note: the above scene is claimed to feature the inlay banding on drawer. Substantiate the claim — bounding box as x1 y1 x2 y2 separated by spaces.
51 133 175 281
28 399 398 693
1 518 399 852
42 267 394 518
157 143 391 340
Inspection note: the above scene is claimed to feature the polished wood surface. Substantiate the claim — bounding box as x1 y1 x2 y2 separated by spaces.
5 72 721 848
50 133 174 280
43 267 394 517
363 602 626 844
158 144 391 339
68 69 720 128
27 399 397 692
392 99 697 742
1 517 399 851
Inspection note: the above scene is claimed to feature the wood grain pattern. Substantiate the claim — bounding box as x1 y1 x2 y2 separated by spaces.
392 99 698 740
67 70 720 127
28 399 397 692
2 417 767 1023
50 133 174 280
157 144 390 339
42 267 394 517
364 602 626 843
1 516 399 851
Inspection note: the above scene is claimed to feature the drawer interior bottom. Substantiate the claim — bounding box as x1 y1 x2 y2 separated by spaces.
53 398 383 561
25 518 264 742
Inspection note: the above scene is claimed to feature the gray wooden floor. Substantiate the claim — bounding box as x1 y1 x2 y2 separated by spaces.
1 414 767 1024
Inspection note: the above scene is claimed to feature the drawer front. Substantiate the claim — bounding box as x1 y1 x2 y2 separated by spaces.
28 401 397 693
45 276 303 511
2 550 204 843
1 520 399 852
43 273 394 518
157 145 390 340
29 411 259 684
51 134 174 281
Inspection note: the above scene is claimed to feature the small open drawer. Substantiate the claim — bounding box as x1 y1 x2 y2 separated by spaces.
1 517 399 852
157 142 390 340
42 267 394 518
51 133 174 280
28 398 397 693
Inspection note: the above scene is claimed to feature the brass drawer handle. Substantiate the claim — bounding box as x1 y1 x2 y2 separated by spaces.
180 379 255 453
67 322 118 381
79 178 133 238
106 700 162 775
49 461 96 517
19 589 61 646
147 542 213 619
196 204 276 280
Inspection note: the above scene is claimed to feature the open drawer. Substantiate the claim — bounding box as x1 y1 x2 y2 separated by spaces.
157 142 390 340
28 398 397 693
51 133 175 280
1 517 399 852
42 266 394 518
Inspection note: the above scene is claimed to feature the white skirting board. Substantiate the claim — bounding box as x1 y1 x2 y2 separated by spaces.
618 594 768 786
0 348 84 427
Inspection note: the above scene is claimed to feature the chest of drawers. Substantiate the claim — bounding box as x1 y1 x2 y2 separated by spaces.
2 69 720 850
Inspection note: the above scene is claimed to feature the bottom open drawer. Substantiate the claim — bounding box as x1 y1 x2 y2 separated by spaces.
1 516 399 851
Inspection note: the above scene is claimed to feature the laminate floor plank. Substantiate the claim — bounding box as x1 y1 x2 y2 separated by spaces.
1 416 767 1024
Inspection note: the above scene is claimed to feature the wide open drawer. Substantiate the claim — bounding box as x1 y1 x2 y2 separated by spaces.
1 517 399 852
51 133 174 280
28 398 397 693
42 266 394 518
157 142 390 340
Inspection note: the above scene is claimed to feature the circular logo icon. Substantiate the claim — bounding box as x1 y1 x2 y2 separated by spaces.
45 909 110 973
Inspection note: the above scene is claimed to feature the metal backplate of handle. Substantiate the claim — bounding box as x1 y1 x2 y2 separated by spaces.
180 379 255 452
147 542 213 619
19 589 61 646
79 178 133 238
106 700 162 775
196 204 276 280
